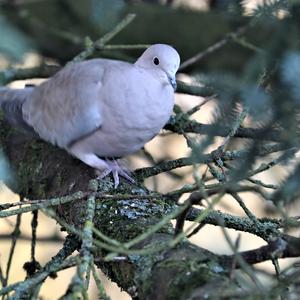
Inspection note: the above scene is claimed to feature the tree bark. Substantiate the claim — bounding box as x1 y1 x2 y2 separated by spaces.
0 117 250 300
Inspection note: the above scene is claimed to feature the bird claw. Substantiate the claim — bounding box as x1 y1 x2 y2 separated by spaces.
97 159 134 188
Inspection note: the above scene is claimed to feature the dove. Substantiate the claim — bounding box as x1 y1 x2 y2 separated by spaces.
0 44 180 187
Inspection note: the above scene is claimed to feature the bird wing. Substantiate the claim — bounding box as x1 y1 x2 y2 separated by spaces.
22 59 119 148
0 87 38 136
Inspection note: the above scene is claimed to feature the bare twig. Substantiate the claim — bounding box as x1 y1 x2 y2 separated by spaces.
186 207 281 240
71 14 136 63
135 143 288 179
3 212 22 287
1 235 79 298
67 189 96 298
220 224 264 290
223 235 300 266
179 25 250 70
91 263 110 300
174 191 205 236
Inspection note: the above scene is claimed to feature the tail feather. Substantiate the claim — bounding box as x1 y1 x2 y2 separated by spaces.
0 87 37 135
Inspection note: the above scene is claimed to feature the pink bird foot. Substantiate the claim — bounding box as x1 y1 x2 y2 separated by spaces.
97 159 134 188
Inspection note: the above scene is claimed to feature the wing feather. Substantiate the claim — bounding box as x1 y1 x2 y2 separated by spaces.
22 59 115 148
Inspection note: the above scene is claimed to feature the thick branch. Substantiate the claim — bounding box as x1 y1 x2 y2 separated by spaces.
0 118 297 299
0 118 244 299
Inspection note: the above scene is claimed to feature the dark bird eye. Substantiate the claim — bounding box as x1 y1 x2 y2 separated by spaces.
153 57 160 65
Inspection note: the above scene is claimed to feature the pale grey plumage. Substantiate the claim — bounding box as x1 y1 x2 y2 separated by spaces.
0 44 180 187
0 87 37 136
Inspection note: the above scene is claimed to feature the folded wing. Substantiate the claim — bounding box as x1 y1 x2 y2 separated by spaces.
22 60 110 148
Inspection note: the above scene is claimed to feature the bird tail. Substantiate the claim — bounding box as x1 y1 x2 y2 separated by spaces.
0 87 37 135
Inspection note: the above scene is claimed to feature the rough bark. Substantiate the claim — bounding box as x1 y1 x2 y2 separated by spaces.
0 117 252 300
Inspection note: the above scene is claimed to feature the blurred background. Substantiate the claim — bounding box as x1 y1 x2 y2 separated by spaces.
0 0 298 299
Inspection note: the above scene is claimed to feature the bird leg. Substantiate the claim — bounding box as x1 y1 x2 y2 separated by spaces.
68 147 134 188
97 158 134 188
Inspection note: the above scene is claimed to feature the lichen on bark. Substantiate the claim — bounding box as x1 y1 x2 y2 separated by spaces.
0 117 252 299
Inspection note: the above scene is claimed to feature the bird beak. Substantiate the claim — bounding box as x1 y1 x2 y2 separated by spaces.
168 75 177 91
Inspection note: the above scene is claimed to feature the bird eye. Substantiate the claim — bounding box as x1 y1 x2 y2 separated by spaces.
153 57 160 65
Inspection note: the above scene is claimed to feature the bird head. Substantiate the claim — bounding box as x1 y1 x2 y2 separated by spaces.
135 44 180 91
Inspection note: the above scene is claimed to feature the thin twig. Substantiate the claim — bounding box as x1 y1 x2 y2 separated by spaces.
186 207 281 241
0 233 64 242
220 224 264 291
171 193 225 247
0 192 161 213
1 235 79 298
230 192 257 223
4 212 22 287
179 25 250 70
71 14 136 63
186 94 217 116
174 190 205 236
223 236 299 266
71 191 96 297
220 107 249 152
135 143 288 179
91 263 111 300
31 210 38 262
0 192 85 217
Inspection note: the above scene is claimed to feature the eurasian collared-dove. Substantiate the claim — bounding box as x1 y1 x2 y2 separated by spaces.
0 44 180 187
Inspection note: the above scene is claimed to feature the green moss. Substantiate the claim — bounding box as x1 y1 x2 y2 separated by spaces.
20 167 43 197
94 196 173 242
154 259 227 300
0 120 12 148
91 178 174 242
15 140 53 198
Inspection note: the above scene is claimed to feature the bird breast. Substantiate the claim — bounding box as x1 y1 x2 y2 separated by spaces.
92 67 174 157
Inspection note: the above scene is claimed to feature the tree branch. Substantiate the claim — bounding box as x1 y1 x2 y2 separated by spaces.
222 235 300 267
